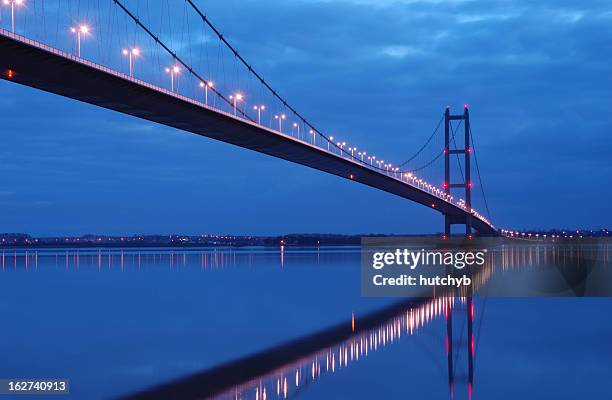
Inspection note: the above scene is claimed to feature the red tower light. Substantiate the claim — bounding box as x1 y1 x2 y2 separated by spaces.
6 69 14 78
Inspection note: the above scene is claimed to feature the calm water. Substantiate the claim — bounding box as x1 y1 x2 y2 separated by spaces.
0 246 611 399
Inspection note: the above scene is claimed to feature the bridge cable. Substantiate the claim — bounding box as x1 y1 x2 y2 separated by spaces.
403 118 462 174
450 120 465 183
398 114 444 168
469 125 493 223
110 0 254 122
184 0 392 169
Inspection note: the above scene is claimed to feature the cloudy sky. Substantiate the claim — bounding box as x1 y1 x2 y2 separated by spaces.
1 0 610 235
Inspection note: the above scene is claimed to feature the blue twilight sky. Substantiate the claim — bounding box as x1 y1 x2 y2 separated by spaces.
0 0 611 236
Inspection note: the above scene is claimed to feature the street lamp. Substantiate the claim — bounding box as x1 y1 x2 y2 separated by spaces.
121 47 140 77
274 114 286 132
293 122 300 139
309 129 316 145
165 65 180 92
229 93 243 116
70 24 90 58
328 136 334 152
199 81 214 105
253 105 265 124
3 0 24 34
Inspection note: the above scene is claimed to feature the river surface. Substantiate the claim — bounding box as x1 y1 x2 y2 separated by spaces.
0 246 611 399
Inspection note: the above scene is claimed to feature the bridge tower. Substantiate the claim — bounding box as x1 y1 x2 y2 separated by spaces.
446 297 475 399
444 106 472 237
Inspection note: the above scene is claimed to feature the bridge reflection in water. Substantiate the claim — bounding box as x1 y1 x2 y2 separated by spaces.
2 241 610 399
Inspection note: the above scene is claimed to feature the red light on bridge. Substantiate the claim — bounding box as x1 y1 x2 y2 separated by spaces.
349 174 355 180
468 181 473 188
6 69 14 78
431 203 435 208
443 182 448 189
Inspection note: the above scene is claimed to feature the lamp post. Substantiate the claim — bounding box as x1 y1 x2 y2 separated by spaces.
229 93 243 116
274 114 286 132
4 0 24 34
293 122 300 139
199 81 214 105
328 136 334 152
165 65 180 92
309 129 315 145
70 24 89 57
121 47 140 77
253 105 265 124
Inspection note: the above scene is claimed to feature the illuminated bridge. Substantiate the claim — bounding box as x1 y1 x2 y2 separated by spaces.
0 0 498 236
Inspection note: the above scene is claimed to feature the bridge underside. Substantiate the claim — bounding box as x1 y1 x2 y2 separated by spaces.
0 33 497 235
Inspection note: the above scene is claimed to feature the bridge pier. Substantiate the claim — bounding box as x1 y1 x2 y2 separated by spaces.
444 106 473 237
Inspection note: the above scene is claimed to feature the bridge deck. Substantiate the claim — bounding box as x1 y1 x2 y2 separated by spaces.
0 30 496 235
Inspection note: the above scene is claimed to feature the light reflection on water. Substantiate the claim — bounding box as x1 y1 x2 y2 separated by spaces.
1 246 360 272
1 244 611 400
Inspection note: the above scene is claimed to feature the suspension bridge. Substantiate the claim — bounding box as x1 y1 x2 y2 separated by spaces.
0 0 498 236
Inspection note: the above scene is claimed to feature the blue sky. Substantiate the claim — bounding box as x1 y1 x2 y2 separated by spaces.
1 0 611 236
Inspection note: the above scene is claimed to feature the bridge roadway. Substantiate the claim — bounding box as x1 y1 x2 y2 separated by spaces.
0 30 497 235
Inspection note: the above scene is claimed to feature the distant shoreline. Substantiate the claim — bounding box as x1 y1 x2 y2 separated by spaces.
0 229 608 249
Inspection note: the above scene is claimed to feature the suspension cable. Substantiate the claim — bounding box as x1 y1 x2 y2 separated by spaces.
111 0 253 121
403 117 462 174
450 120 465 182
470 125 493 223
184 0 395 170
398 114 444 168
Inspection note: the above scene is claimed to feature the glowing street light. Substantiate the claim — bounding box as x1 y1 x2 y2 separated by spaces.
199 81 214 105
121 47 140 77
229 93 243 116
70 24 90 58
293 122 300 139
3 0 24 34
309 129 316 145
165 65 180 92
274 114 286 131
328 136 334 152
253 105 265 124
